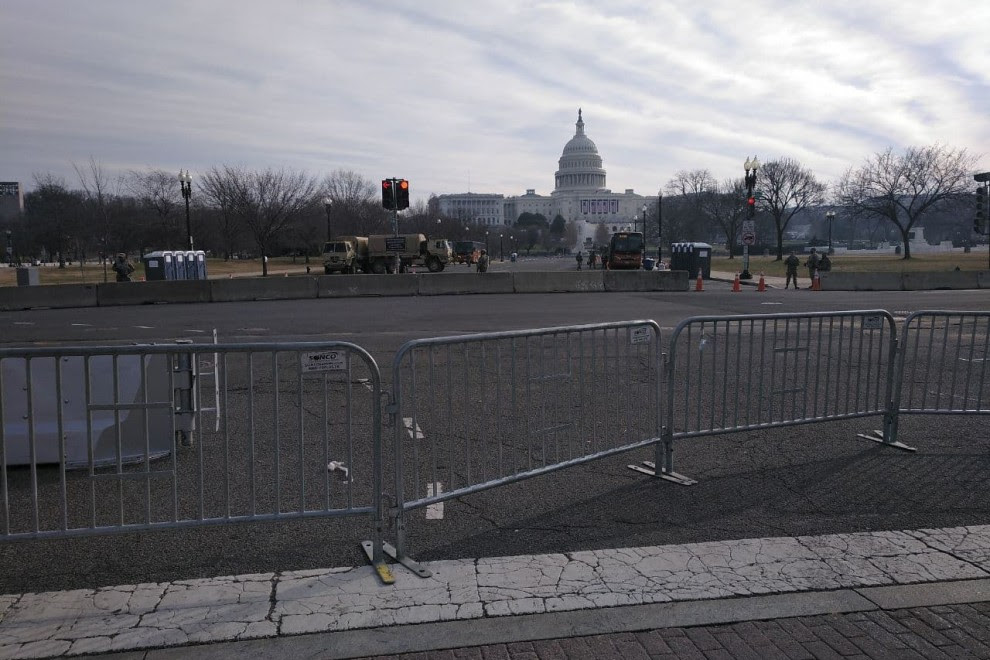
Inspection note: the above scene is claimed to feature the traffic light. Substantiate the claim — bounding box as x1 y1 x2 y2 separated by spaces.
396 179 410 210
976 186 987 234
381 179 395 210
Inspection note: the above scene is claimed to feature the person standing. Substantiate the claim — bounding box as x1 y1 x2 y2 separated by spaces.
803 248 820 289
476 249 490 273
784 250 800 289
112 253 135 282
575 251 584 270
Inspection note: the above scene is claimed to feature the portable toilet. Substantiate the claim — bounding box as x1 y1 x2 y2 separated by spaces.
161 251 176 280
141 251 167 281
172 251 187 280
193 250 207 279
185 250 206 280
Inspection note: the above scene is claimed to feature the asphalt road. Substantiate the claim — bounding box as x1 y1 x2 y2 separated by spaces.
1 262 988 594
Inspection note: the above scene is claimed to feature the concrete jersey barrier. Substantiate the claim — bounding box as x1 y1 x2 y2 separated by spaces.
512 271 605 293
0 283 99 311
211 276 318 302
418 272 514 295
318 274 419 298
97 280 212 306
604 270 689 292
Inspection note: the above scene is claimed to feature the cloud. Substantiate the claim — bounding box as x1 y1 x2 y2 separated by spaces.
1 0 987 200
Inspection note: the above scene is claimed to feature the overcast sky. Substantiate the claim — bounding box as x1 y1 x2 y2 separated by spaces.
2 1 988 202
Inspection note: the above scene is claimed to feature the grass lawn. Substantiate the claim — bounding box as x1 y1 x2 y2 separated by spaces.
712 251 989 277
0 257 318 287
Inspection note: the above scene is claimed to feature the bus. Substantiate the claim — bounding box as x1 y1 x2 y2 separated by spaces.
606 231 645 270
452 240 484 265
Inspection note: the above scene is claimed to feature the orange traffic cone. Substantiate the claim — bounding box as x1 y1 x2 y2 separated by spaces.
812 271 821 291
732 273 741 292
695 273 704 291
757 273 766 292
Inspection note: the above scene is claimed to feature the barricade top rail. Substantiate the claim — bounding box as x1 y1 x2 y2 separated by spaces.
902 310 990 322
0 340 379 365
667 309 896 337
391 319 661 369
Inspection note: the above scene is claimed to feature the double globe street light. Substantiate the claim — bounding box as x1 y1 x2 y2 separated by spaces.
178 170 193 250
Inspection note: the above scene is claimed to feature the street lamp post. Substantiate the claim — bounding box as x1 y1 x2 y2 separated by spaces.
825 211 835 254
657 191 663 265
485 230 490 255
499 233 504 261
178 170 193 250
741 156 760 280
641 205 647 237
323 197 333 242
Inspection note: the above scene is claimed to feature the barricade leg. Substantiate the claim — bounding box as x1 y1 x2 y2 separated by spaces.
628 428 697 485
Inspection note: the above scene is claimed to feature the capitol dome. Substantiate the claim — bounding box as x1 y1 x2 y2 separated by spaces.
553 108 607 195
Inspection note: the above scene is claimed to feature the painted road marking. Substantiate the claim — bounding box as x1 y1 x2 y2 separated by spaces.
426 482 444 519
403 417 426 440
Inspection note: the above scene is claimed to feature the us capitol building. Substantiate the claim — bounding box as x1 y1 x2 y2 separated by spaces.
435 110 656 243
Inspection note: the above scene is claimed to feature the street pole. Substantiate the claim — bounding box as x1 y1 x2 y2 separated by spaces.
499 233 504 261
657 192 663 264
741 156 759 280
179 170 193 250
323 197 333 242
826 211 835 254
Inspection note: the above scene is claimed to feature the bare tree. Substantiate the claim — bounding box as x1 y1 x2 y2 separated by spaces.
756 158 827 260
836 144 978 259
199 165 249 260
664 169 718 243
28 173 80 267
127 168 182 249
321 169 389 237
238 168 319 276
73 157 123 281
699 178 748 258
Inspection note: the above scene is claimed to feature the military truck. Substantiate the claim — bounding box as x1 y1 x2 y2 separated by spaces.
322 236 367 274
322 233 452 274
365 234 452 273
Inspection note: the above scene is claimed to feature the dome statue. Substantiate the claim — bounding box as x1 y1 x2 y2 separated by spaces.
553 108 607 194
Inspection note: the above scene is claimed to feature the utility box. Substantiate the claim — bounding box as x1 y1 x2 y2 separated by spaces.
16 267 39 286
670 242 712 280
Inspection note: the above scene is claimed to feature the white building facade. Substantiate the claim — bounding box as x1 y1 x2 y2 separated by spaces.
436 110 656 243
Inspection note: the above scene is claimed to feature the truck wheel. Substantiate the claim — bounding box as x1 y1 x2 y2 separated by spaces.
427 257 441 273
438 263 445 272
371 260 386 274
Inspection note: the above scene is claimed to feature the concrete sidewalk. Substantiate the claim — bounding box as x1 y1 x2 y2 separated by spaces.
4 524 990 658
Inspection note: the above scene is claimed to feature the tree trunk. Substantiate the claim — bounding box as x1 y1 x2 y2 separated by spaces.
776 227 785 260
900 226 912 259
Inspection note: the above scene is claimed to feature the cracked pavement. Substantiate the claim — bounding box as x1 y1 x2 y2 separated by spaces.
4 524 990 658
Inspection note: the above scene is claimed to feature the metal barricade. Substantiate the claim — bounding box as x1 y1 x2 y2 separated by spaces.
388 320 662 576
653 311 900 484
893 311 990 422
0 341 391 581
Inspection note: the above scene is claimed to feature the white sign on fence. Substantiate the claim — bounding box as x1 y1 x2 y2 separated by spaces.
630 325 653 345
301 350 347 373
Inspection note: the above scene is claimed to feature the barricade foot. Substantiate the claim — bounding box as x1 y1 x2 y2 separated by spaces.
380 541 433 578
360 540 396 585
856 429 916 452
627 461 698 485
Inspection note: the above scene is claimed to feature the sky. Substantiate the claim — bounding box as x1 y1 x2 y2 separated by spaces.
2 0 988 203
